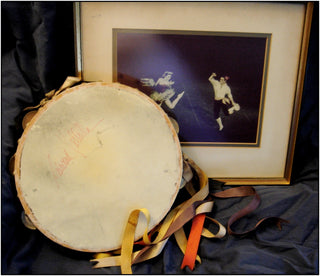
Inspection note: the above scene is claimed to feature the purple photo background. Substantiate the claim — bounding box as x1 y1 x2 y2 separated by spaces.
115 30 268 145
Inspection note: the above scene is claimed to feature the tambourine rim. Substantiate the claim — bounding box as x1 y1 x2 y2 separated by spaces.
14 82 183 252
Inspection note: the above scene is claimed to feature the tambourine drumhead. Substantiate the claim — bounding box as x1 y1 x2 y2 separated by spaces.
14 82 182 252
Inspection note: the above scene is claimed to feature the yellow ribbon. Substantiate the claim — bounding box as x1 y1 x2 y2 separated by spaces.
91 154 226 273
120 208 150 274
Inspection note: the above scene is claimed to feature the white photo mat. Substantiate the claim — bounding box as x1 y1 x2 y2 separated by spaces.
75 2 313 184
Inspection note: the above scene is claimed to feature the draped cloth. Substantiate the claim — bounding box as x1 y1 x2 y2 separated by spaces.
2 2 318 274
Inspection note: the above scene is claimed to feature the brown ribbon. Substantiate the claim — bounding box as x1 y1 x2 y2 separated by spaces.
212 186 289 236
131 199 212 265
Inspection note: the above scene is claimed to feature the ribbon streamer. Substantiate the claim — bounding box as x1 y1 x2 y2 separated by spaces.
91 156 288 274
120 208 150 274
180 213 206 270
212 186 289 236
91 154 226 273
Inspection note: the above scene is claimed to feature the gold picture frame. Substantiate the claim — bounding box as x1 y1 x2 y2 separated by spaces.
74 2 314 185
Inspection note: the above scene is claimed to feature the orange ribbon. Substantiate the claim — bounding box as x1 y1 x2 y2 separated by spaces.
180 213 206 270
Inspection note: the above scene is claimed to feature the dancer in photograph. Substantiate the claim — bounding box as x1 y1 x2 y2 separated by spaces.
141 71 185 109
209 72 240 131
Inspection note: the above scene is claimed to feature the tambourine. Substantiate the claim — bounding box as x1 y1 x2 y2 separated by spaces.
12 79 279 273
13 81 183 252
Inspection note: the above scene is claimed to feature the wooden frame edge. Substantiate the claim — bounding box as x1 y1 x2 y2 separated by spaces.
73 2 83 80
215 177 290 186
283 1 314 184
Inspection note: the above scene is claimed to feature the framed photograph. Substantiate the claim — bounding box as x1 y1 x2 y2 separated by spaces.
113 29 270 146
74 2 313 184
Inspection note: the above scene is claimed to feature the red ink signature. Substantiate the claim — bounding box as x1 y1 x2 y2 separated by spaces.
67 119 104 151
67 123 89 149
55 150 72 176
48 150 72 182
48 118 104 180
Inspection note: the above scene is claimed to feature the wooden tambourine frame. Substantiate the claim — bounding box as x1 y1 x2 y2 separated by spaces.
74 2 314 185
14 82 183 252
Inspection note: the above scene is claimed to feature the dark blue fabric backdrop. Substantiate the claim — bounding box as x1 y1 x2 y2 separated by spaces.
2 2 318 274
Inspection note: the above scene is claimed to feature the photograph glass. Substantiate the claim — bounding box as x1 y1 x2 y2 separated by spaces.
114 29 270 147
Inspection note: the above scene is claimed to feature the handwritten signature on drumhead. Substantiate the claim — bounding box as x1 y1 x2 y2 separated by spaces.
47 118 104 182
